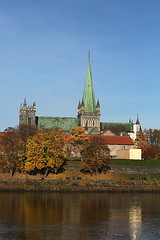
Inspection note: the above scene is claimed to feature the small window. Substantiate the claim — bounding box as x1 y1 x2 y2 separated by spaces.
28 117 31 125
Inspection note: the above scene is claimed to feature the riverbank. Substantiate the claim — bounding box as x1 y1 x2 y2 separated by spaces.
1 179 160 192
0 174 160 192
1 165 160 192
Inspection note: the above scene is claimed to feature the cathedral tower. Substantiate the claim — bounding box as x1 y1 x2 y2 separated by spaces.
19 99 36 126
78 55 100 133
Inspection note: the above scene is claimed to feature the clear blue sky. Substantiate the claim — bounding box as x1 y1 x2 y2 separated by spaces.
0 0 160 131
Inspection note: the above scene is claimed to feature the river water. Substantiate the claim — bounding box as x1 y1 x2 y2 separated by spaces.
0 192 160 240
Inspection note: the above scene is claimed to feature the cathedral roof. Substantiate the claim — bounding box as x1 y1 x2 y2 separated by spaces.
82 58 96 113
36 116 79 132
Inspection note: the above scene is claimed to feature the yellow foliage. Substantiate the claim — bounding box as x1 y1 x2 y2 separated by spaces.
69 126 85 136
65 127 88 157
25 129 64 173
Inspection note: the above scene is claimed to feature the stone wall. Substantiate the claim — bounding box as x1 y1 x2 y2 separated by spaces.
109 167 160 174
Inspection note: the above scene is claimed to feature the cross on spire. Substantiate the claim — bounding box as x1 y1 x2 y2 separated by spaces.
88 50 90 62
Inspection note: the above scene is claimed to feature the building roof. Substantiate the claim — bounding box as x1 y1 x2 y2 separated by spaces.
99 129 116 136
65 133 134 145
88 135 134 145
36 116 79 132
82 58 96 113
100 122 133 134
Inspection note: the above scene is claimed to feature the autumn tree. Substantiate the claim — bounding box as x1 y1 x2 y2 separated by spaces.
81 136 110 174
143 129 160 158
65 127 88 158
135 131 157 159
25 129 64 176
17 124 37 141
16 124 37 170
0 127 22 176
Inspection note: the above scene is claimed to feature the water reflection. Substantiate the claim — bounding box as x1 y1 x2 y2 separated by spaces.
129 206 142 239
0 192 160 240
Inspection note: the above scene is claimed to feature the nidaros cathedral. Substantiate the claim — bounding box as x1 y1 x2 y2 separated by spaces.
19 56 141 141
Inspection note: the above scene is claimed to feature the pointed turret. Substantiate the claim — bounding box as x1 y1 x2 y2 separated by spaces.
96 99 100 108
82 54 96 113
23 98 27 107
33 101 36 108
96 99 100 114
136 114 140 124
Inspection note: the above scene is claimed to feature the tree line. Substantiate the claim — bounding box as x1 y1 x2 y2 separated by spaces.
0 125 110 177
135 129 160 159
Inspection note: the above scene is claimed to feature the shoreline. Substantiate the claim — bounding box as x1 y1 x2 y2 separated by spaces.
0 178 160 192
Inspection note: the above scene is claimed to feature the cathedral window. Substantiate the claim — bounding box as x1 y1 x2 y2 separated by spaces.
28 117 31 125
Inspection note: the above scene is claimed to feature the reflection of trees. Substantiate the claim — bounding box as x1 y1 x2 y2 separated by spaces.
0 193 160 240
0 193 110 239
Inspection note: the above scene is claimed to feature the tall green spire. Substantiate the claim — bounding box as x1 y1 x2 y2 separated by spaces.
82 54 96 113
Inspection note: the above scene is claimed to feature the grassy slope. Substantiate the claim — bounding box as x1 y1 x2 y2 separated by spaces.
110 159 160 168
110 159 160 181
66 158 160 168
65 159 160 181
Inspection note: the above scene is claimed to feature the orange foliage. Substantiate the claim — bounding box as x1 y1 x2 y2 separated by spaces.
135 132 157 159
25 129 64 175
65 127 88 157
81 136 110 174
0 127 22 174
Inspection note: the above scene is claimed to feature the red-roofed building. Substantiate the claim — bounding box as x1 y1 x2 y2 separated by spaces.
65 133 135 158
88 135 134 158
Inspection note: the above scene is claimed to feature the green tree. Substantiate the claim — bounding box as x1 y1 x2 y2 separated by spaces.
81 136 110 174
25 129 64 176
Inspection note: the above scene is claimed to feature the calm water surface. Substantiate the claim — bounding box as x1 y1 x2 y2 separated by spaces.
0 192 160 240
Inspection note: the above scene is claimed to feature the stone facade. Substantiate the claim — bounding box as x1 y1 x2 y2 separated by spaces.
19 99 36 126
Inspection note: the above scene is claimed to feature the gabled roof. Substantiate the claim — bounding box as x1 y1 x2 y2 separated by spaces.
88 135 134 145
65 133 134 145
99 129 116 136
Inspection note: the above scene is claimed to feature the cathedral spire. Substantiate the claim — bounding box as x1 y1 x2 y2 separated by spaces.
82 54 96 113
